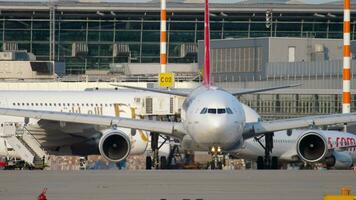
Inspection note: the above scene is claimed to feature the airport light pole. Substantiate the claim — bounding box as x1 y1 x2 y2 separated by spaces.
343 0 351 131
160 0 167 73
343 0 351 114
159 0 174 88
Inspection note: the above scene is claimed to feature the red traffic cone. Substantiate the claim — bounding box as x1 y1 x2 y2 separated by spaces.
37 188 47 200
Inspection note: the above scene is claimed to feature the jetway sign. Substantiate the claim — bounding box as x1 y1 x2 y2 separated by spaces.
159 73 174 88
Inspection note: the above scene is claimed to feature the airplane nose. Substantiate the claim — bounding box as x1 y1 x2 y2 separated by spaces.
207 116 239 143
210 119 223 129
189 114 243 150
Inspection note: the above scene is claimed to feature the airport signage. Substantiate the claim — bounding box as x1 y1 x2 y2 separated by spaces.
159 72 174 88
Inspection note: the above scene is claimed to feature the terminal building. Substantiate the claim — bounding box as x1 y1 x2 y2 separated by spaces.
0 0 355 74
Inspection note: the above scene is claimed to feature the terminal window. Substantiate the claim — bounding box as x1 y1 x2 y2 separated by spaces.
211 47 262 73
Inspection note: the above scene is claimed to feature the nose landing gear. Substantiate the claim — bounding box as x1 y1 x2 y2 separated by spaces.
208 146 225 170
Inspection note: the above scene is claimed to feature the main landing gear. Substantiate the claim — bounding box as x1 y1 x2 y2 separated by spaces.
146 132 170 170
255 133 279 169
208 146 225 170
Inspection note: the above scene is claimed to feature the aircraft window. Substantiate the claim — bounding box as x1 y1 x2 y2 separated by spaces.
105 104 108 107
200 108 207 114
12 103 15 106
17 103 20 106
81 103 84 106
35 103 38 106
40 103 43 106
226 108 233 114
26 103 29 106
86 103 89 106
22 103 25 106
67 103 70 106
76 103 79 106
95 104 98 106
100 104 103 106
54 103 56 106
58 103 61 106
217 108 226 114
44 103 47 106
31 103 34 106
72 103 75 106
208 108 217 114
91 104 94 107
110 104 113 107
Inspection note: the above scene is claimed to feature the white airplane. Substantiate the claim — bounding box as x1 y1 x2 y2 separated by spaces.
235 107 356 169
0 0 356 169
0 89 166 162
238 130 356 169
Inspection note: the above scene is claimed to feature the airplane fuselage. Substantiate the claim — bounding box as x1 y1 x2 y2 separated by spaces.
0 89 159 156
181 86 245 151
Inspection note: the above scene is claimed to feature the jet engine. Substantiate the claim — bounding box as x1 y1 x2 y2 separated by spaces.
296 131 329 163
98 129 131 162
296 130 353 169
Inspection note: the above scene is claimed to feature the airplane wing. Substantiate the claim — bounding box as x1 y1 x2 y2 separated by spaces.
0 108 187 139
230 84 301 96
111 84 191 97
243 113 356 139
112 84 300 97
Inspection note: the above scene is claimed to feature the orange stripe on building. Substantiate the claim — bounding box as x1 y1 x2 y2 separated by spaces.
344 45 351 56
160 31 167 42
344 21 351 33
343 69 351 80
160 54 167 64
343 92 351 104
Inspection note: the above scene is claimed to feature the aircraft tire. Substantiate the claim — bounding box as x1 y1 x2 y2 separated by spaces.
217 161 223 170
271 156 279 169
146 156 152 170
257 156 264 170
160 156 167 169
210 161 215 170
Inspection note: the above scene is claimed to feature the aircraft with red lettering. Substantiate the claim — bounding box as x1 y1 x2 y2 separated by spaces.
235 106 356 169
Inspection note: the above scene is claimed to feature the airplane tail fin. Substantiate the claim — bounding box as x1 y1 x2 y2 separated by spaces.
203 0 211 87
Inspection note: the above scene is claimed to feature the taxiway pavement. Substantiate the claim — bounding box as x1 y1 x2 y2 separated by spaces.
0 170 354 200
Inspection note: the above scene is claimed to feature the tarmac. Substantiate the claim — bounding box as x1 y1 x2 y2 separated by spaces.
0 170 355 200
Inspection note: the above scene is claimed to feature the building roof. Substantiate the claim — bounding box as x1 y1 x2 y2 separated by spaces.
0 0 353 13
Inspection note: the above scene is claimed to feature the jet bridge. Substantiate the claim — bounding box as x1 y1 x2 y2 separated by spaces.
0 122 47 169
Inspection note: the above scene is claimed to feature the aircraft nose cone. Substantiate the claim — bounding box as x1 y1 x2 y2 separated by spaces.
205 116 240 145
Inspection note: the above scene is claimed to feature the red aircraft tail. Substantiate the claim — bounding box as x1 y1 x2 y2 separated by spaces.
203 0 211 87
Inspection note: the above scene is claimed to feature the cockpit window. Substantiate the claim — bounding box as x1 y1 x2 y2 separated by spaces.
217 108 226 114
208 108 217 114
202 108 232 114
200 107 208 114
